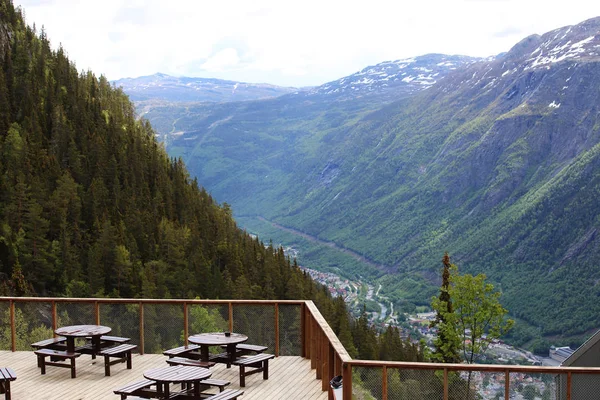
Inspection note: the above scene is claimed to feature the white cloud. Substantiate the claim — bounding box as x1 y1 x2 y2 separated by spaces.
13 0 600 86
200 48 241 72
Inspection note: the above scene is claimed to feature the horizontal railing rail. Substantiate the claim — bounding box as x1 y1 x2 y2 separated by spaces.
3 296 600 400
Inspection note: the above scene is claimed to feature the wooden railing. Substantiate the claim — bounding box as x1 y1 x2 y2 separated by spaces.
2 296 600 400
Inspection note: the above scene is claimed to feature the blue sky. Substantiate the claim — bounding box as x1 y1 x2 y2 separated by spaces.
14 0 600 87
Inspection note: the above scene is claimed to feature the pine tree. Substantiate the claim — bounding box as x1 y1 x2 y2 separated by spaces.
430 252 461 363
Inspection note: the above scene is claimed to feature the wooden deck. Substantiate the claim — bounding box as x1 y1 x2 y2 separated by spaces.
0 351 328 400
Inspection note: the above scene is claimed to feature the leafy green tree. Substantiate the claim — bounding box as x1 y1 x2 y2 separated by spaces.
432 257 514 399
450 269 514 364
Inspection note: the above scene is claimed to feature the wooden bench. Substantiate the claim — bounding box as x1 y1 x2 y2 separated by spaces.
0 367 16 400
163 344 201 359
99 343 137 376
223 343 268 357
165 357 215 368
99 335 131 346
179 377 231 394
233 353 275 387
113 379 155 400
204 389 244 400
209 352 230 365
34 349 81 379
30 337 66 350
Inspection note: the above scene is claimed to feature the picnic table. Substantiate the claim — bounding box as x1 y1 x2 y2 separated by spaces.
143 365 212 399
0 367 16 400
54 325 111 355
188 332 248 366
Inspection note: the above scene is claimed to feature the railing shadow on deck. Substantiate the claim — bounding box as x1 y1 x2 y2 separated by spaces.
1 297 598 400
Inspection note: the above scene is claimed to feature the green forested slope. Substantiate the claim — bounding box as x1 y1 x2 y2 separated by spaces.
142 18 600 346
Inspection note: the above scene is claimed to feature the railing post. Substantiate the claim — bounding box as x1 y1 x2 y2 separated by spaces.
300 302 306 358
322 330 328 391
310 316 316 369
51 300 57 335
567 371 572 400
305 306 311 360
10 300 15 352
328 344 335 400
505 369 510 400
316 326 322 379
228 302 233 332
183 302 188 346
382 366 388 400
275 303 279 357
139 302 145 355
94 301 100 325
443 368 448 400
342 362 352 400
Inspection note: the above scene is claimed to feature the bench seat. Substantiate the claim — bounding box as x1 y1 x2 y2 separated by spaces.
222 343 268 357
34 349 81 379
113 379 155 400
100 344 137 376
99 335 131 345
233 353 275 387
204 389 244 400
0 367 16 400
30 337 66 350
165 357 215 368
163 344 201 358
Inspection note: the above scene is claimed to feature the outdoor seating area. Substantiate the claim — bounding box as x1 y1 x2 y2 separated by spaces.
0 351 326 399
26 325 280 399
31 325 135 379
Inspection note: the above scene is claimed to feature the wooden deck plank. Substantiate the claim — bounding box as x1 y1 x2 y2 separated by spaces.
0 351 328 400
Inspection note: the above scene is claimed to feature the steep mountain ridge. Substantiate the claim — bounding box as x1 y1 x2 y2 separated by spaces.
307 53 482 101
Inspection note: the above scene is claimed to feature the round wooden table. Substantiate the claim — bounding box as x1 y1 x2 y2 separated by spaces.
144 365 212 399
188 332 248 365
55 325 111 354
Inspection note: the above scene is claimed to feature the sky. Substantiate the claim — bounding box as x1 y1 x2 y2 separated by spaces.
13 0 600 87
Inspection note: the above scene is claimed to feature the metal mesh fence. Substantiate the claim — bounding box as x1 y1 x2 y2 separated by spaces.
0 301 8 350
349 367 570 400
98 302 140 350
142 303 184 354
56 302 95 326
556 372 600 400
187 303 229 335
14 301 53 350
354 366 383 399
506 371 557 400
232 304 275 353
278 304 301 356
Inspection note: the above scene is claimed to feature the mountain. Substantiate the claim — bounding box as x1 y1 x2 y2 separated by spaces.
112 73 298 103
307 53 482 101
128 17 600 347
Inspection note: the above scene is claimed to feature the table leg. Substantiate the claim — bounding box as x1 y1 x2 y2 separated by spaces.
66 337 75 353
163 382 170 399
153 382 172 400
91 335 101 356
200 345 209 362
226 344 236 367
192 380 200 396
